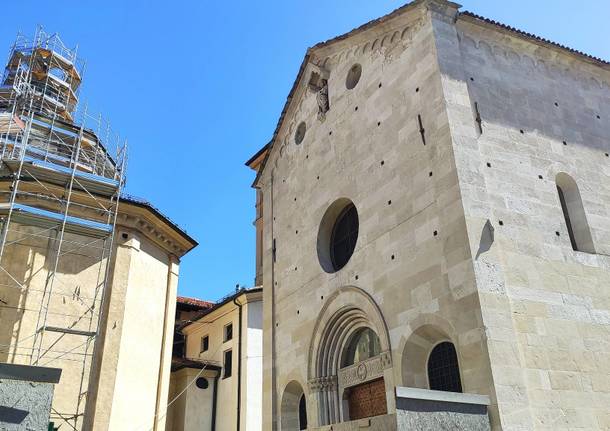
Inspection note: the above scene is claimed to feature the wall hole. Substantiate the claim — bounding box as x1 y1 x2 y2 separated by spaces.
378 82 382 88
538 175 543 179
563 141 567 146
554 102 559 107
498 220 504 226
391 254 395 260
469 77 474 81
433 230 438 236
295 267 298 271
519 129 524 134
380 160 384 166
605 153 609 157
555 231 560 236
429 171 433 177
486 162 491 168
377 121 381 126
596 115 601 119
388 200 392 205
297 310 300 315
355 106 358 111
418 114 426 145
122 233 129 239
355 275 359 280
329 131 332 135
317 175 320 180
415 87 419 92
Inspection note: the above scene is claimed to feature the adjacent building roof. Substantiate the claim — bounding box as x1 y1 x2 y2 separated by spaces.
180 287 263 330
120 194 198 251
177 296 214 310
171 356 222 372
245 0 609 181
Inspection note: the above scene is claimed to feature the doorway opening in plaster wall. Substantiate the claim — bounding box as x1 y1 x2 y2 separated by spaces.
556 173 595 253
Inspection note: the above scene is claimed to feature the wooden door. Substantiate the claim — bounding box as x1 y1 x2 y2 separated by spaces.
346 378 387 421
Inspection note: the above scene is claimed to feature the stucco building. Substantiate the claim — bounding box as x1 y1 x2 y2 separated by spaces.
0 30 197 430
247 0 610 429
166 288 263 431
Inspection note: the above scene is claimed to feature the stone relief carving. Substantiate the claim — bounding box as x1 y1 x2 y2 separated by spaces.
308 375 338 392
315 79 329 121
338 350 392 388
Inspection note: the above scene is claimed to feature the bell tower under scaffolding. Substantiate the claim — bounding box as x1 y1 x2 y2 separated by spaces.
0 28 126 430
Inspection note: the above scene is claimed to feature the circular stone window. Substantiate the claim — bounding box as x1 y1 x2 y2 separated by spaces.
295 122 306 145
317 198 359 273
195 377 209 389
346 64 362 90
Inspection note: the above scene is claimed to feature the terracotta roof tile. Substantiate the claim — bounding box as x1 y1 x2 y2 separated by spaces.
176 296 214 309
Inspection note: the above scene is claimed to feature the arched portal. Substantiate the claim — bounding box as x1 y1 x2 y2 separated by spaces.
307 286 393 426
281 380 307 430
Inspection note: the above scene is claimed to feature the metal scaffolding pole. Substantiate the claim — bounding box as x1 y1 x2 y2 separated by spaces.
0 28 127 430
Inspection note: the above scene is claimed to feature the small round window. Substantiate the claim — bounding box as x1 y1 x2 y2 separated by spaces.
346 64 362 90
317 199 359 273
295 122 306 145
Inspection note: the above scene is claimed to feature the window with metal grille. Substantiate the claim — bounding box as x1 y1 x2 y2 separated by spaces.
427 342 462 393
224 323 233 342
223 349 233 379
330 203 359 271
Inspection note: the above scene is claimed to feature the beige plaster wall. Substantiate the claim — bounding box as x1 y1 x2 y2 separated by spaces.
0 220 182 431
180 294 262 430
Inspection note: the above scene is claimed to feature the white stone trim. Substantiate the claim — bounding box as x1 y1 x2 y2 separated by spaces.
395 386 490 406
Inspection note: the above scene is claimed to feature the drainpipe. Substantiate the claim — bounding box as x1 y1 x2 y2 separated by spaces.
211 373 220 431
233 294 243 431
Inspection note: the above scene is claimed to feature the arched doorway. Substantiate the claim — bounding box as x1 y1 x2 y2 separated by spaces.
281 381 307 430
307 286 393 426
340 328 387 421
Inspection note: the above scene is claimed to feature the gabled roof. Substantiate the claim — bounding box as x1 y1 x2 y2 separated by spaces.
246 0 609 186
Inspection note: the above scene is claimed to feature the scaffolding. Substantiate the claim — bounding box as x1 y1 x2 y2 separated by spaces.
0 27 126 430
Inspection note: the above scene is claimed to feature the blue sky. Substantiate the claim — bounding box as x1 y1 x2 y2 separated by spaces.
2 1 608 302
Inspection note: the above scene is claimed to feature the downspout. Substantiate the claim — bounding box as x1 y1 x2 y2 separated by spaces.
233 295 243 431
211 373 220 431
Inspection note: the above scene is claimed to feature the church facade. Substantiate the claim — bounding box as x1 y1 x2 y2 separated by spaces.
247 0 610 429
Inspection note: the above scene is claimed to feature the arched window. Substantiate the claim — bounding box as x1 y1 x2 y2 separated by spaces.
342 328 381 367
556 173 595 253
298 394 307 430
427 342 462 393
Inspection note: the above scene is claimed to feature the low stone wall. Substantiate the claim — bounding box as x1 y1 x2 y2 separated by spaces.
395 387 491 431
0 363 61 431
312 414 397 431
